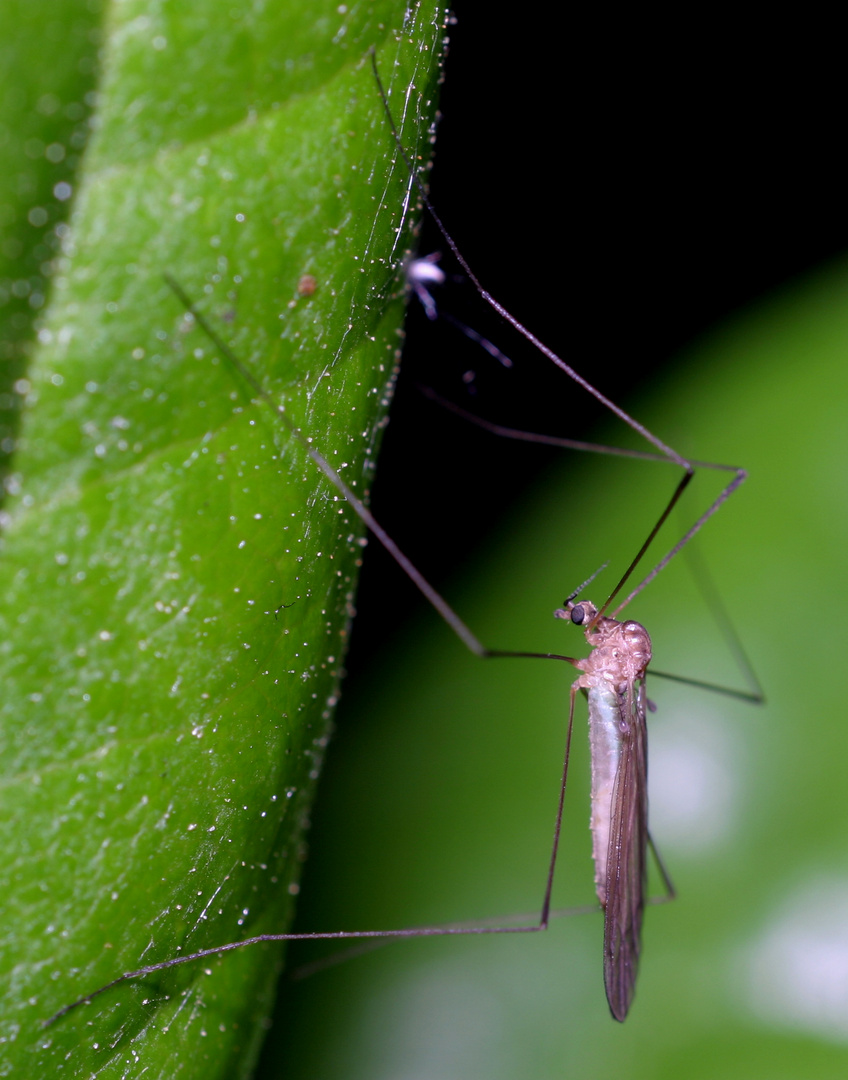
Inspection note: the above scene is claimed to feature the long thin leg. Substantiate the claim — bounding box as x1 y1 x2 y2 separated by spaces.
45 667 582 1026
165 276 743 659
370 49 747 620
648 832 676 902
539 683 579 928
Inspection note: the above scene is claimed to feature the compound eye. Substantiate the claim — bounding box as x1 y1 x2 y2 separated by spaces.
570 604 585 625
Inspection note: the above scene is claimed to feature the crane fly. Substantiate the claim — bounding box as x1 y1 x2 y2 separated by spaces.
44 48 760 1029
558 597 652 1021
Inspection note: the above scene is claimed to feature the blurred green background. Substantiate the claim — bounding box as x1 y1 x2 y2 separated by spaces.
268 256 848 1078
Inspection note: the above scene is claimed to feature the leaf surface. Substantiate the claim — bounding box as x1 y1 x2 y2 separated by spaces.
0 2 446 1076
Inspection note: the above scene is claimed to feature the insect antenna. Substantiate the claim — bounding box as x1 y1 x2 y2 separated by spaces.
563 562 610 607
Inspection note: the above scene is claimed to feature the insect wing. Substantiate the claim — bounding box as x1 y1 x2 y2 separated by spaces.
602 677 649 1022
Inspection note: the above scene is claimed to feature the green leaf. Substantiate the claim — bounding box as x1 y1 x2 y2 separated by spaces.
0 2 446 1076
272 263 848 1070
0 0 101 468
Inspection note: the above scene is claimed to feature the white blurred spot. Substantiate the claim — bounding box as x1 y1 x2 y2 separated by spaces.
744 878 848 1041
648 708 739 852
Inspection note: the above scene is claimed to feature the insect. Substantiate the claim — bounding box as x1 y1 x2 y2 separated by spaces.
44 48 760 1031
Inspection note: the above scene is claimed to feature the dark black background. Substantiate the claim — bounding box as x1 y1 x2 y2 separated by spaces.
345 10 846 675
